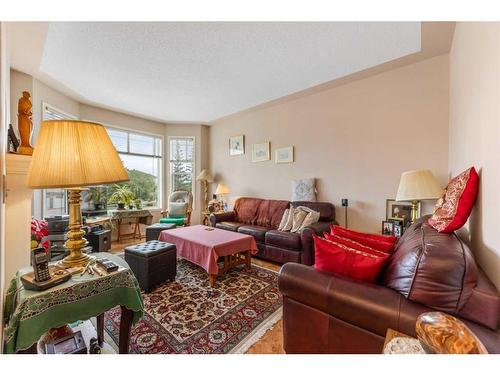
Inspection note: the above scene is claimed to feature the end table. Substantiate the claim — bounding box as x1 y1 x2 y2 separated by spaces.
3 253 143 354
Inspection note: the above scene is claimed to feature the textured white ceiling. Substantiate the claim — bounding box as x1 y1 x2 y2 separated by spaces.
34 22 421 123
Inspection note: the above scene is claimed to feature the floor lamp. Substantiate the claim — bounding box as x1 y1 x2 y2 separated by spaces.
27 120 129 268
196 169 213 211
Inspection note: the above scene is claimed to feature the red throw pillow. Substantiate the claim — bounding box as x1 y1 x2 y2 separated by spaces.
428 167 479 233
330 225 396 253
324 232 390 258
314 235 388 283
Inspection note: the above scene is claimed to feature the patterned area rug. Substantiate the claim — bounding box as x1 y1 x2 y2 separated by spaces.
104 258 282 353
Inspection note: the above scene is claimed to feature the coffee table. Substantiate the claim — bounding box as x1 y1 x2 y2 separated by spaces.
159 225 258 287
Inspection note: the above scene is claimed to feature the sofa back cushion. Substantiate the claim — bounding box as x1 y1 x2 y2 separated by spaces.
291 201 335 222
234 197 263 225
381 216 500 329
256 199 290 228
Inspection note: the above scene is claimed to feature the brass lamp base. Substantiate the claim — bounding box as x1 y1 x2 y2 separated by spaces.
410 200 420 223
56 188 94 269
57 251 94 269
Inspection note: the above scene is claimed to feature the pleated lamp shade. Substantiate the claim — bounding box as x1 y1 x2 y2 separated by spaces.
215 183 230 195
27 120 129 188
196 169 213 182
396 170 443 201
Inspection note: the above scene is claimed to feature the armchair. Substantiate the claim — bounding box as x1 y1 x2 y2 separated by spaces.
160 190 193 226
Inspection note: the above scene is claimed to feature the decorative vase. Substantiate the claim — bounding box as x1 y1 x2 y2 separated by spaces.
117 203 125 210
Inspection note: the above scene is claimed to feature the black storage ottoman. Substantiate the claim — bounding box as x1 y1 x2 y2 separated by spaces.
145 223 176 242
124 240 177 293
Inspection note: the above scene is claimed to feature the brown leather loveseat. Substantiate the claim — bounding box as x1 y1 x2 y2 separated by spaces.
278 216 500 353
210 197 336 265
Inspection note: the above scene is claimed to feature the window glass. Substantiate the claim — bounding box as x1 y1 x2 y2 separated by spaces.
169 138 194 195
130 133 155 155
104 127 163 209
107 128 128 152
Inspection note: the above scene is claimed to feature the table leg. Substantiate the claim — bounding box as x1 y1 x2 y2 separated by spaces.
245 250 251 268
97 313 104 347
136 218 142 239
209 274 217 288
117 219 122 243
119 306 133 354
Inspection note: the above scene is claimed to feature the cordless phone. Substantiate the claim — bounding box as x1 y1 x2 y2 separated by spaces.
21 247 71 291
33 247 51 282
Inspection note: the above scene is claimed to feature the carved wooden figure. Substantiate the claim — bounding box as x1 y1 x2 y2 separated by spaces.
416 311 488 354
17 91 34 155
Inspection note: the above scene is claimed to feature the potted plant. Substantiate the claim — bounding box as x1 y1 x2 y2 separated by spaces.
89 186 106 210
134 199 142 210
108 185 135 210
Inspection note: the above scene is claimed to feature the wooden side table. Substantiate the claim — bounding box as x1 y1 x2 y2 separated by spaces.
3 253 143 354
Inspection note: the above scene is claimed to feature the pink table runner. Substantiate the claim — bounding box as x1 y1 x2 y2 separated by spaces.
159 225 258 275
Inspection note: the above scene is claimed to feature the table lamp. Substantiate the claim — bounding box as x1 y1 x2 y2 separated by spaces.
196 169 213 210
396 169 443 223
215 183 230 210
27 120 129 268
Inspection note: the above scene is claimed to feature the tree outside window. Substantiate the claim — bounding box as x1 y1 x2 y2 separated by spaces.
169 137 194 195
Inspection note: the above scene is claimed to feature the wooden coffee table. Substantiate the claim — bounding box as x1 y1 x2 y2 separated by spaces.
159 225 258 287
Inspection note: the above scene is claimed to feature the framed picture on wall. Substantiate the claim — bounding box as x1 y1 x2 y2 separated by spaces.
229 135 244 156
252 142 270 162
275 146 294 164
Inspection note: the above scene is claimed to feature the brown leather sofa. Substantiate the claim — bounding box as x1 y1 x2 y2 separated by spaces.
210 197 336 265
278 216 500 353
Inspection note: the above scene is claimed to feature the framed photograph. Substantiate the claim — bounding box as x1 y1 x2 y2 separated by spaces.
382 221 394 236
252 142 270 162
229 135 244 156
393 223 403 238
275 146 294 164
385 199 421 224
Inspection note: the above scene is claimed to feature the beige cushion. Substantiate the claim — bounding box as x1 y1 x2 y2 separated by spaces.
299 210 320 231
278 209 290 231
282 207 295 231
291 209 308 233
169 202 188 217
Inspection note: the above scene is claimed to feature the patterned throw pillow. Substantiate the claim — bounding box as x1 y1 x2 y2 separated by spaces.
428 167 479 233
292 178 317 201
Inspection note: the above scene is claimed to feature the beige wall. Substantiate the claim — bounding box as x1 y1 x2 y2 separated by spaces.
449 22 500 289
210 54 450 233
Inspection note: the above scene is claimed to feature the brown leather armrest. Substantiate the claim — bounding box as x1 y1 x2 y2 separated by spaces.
299 221 335 265
278 263 430 337
209 211 236 227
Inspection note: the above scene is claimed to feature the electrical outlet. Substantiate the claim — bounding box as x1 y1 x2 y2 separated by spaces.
341 198 349 207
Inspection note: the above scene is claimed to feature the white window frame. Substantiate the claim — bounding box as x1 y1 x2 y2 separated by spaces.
103 124 164 209
168 136 195 208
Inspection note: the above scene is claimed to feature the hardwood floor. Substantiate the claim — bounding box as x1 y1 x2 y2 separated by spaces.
109 238 285 354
